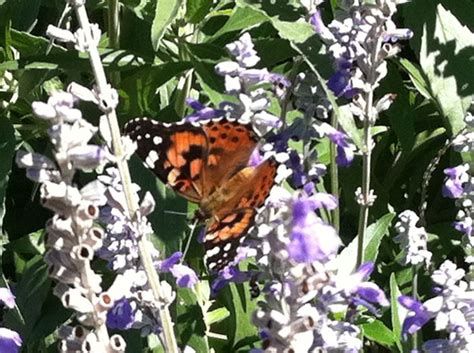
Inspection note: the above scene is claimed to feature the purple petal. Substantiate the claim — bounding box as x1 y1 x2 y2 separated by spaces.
185 97 204 110
106 298 135 330
308 193 338 210
211 267 251 295
398 295 431 337
309 10 326 34
248 149 263 167
0 328 22 353
288 221 340 263
0 288 16 309
328 70 351 97
292 198 314 226
442 165 468 199
336 144 355 167
355 282 389 307
356 262 375 280
169 264 198 288
398 295 424 312
303 182 315 196
159 252 183 272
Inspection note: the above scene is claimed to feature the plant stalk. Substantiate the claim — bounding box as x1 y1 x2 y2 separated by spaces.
72 3 178 352
330 111 340 232
355 34 383 268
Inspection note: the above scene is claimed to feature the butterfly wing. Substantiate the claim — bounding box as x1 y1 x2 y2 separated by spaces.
200 118 258 197
204 158 278 271
124 118 208 202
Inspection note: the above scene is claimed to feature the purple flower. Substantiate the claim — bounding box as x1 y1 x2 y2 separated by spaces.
288 151 305 188
0 328 22 353
398 295 431 338
184 98 223 122
211 267 252 295
320 124 355 167
287 197 340 263
310 10 325 34
355 282 389 308
158 252 182 272
169 264 198 288
442 165 469 199
327 70 359 99
106 297 135 330
248 149 263 167
0 288 16 309
309 10 334 42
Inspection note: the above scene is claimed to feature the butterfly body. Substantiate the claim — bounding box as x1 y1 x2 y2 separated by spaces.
124 117 277 271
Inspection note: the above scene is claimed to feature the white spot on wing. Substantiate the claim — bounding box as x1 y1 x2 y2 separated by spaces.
223 243 232 252
153 136 162 145
145 150 159 168
206 246 220 257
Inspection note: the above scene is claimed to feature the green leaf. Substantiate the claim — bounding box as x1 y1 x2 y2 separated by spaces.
390 274 406 352
207 307 230 325
175 287 209 352
0 116 15 229
333 213 395 275
398 58 431 101
190 54 228 106
151 0 182 52
364 213 395 263
186 0 213 24
207 5 268 41
235 0 314 43
362 320 397 349
418 4 474 135
13 255 52 339
9 0 42 32
119 62 192 117
211 281 258 351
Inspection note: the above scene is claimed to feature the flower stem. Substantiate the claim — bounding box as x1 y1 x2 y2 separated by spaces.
412 266 419 350
72 3 178 352
355 34 382 268
107 0 121 85
330 111 340 232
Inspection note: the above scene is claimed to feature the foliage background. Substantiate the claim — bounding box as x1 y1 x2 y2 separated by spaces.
0 0 473 352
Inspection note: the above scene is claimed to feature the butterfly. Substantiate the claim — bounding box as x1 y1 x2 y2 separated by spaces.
124 117 278 272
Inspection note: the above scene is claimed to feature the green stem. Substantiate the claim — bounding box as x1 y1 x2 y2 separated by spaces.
107 0 121 85
330 111 340 232
355 34 383 268
412 266 419 350
73 3 178 352
174 24 194 117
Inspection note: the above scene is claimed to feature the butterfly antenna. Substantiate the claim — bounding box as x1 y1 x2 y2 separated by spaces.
181 219 200 264
163 210 190 217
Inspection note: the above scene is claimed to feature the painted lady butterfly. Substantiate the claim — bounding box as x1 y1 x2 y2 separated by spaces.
124 117 277 271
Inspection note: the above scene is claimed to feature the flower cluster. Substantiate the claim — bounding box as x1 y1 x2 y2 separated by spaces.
0 288 22 353
394 210 432 267
16 89 132 352
186 33 288 135
245 183 388 351
307 0 412 102
291 62 356 168
18 87 199 344
399 260 474 352
442 113 474 264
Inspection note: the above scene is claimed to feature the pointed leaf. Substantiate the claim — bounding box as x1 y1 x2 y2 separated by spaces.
151 0 182 51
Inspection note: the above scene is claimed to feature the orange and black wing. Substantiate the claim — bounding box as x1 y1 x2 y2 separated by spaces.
204 158 278 271
204 208 256 271
200 118 259 198
124 118 208 203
